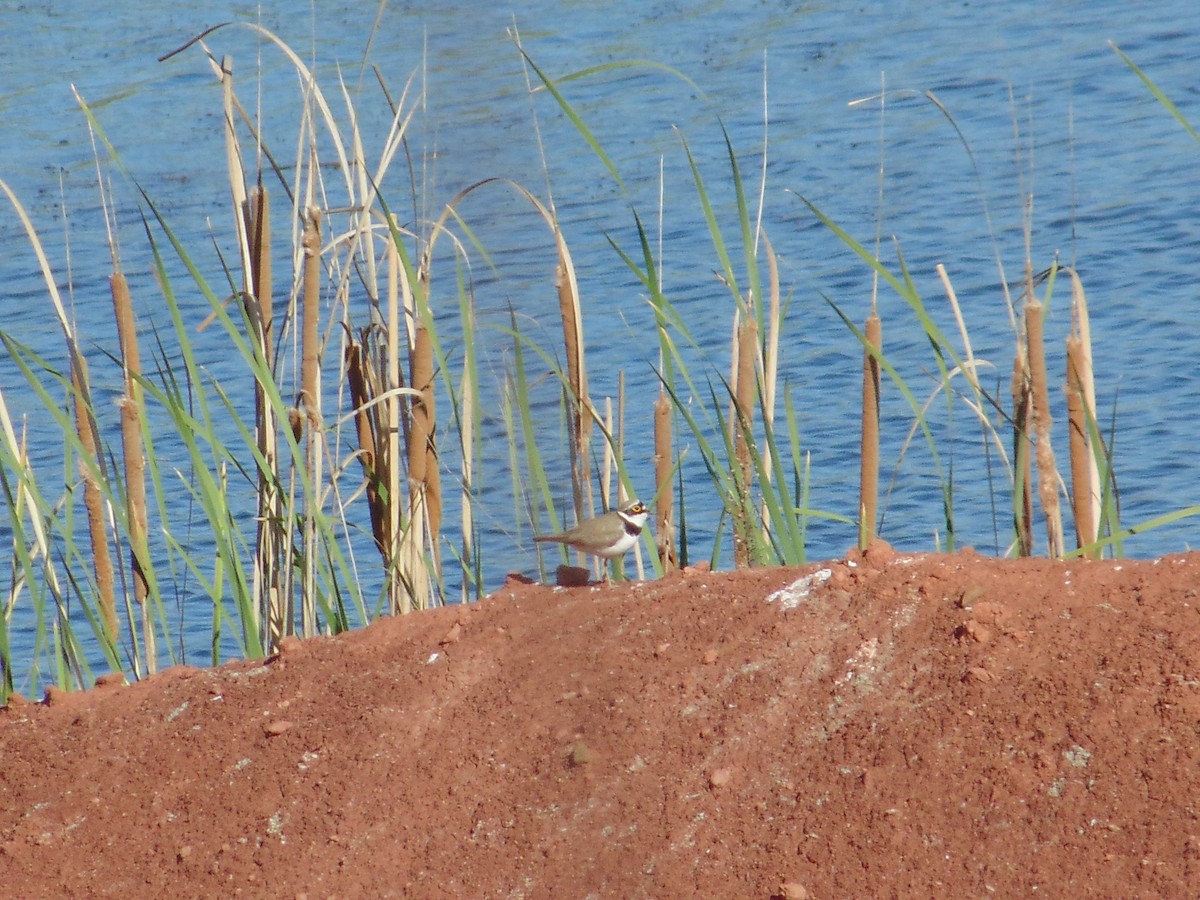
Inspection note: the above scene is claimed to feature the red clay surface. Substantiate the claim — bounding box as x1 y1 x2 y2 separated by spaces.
4 543 1200 897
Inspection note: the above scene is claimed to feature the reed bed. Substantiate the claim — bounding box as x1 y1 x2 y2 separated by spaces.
1 28 1197 702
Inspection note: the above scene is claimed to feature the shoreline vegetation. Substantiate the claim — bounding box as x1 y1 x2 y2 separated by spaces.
1 23 1196 702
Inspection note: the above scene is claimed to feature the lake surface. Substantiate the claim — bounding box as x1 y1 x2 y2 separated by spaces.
2 0 1199 677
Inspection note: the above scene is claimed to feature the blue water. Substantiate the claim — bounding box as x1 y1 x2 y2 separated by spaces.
2 1 1199 683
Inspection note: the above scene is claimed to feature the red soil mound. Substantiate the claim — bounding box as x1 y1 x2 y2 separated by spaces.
4 544 1200 896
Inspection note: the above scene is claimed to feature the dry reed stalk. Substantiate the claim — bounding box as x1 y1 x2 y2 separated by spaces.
600 398 617 578
386 227 406 615
602 397 615 514
301 209 322 417
1066 336 1097 555
244 186 272 360
938 264 982 395
3 423 31 618
496 185 596 521
403 326 435 611
617 372 626 503
298 207 324 637
218 56 253 279
1064 268 1101 537
761 232 781 419
458 357 475 605
110 271 152 671
732 314 758 568
610 376 626 519
247 190 284 653
402 497 429 611
1011 349 1034 556
859 312 882 550
1024 299 1064 557
610 383 643 580
654 389 677 572
759 232 781 546
218 56 288 648
554 234 592 521
70 353 117 643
